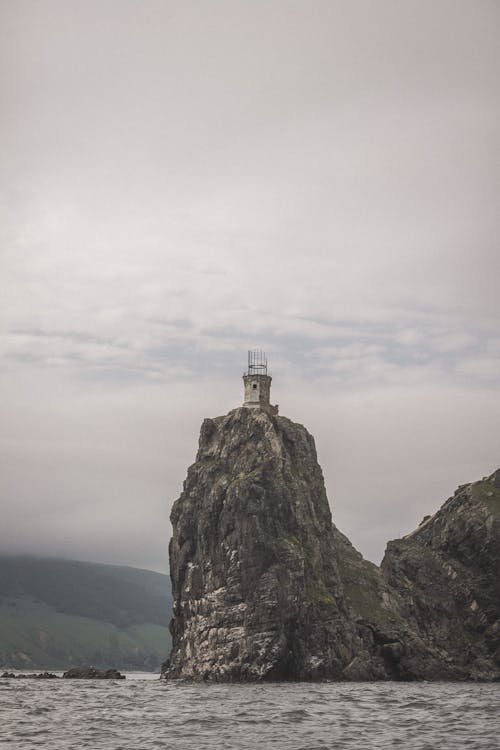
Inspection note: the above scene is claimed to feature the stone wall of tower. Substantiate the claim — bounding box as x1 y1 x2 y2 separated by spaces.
243 374 278 415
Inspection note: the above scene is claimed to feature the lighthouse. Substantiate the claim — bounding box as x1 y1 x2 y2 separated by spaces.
242 350 279 416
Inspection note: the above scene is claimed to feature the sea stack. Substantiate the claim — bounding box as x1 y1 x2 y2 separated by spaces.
163 352 360 680
163 352 500 682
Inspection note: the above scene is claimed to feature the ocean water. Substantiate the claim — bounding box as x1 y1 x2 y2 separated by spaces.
1 673 499 750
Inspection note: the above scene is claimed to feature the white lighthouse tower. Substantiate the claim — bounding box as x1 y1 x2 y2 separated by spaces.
242 350 279 416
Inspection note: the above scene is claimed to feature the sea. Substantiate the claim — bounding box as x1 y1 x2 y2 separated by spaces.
1 672 499 750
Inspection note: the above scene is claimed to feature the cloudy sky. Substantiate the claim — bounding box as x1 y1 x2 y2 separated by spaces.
1 0 499 572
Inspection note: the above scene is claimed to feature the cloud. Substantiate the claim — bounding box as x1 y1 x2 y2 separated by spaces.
1 0 499 569
456 356 500 382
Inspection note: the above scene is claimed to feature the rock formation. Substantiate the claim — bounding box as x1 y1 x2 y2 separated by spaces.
63 666 125 679
164 408 360 680
381 469 500 680
1 667 126 679
1 671 58 679
332 527 460 680
163 405 500 682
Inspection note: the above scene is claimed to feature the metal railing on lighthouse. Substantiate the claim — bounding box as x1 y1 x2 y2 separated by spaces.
246 350 268 376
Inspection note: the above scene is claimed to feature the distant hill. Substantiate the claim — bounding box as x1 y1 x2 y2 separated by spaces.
0 556 172 671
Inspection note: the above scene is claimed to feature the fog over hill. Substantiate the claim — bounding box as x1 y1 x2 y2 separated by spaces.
0 556 172 671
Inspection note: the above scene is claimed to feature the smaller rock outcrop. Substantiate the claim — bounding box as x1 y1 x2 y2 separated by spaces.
1 671 58 679
382 469 500 681
333 527 461 681
1 667 127 679
62 666 125 679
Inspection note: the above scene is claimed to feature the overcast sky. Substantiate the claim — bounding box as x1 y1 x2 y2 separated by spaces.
1 0 499 573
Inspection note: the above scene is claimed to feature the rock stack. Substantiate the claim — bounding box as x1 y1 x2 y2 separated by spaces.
163 406 499 681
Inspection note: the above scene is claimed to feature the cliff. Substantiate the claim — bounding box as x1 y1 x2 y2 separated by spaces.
381 470 500 680
163 406 499 682
164 407 359 680
332 527 458 680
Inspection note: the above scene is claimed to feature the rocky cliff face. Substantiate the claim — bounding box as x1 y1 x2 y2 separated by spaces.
163 406 499 682
164 407 360 680
332 527 459 681
381 470 500 680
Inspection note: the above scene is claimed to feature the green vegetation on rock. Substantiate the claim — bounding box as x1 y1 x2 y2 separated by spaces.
333 528 394 626
471 479 500 518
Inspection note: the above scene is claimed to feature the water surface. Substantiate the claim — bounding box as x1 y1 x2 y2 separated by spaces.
1 674 498 749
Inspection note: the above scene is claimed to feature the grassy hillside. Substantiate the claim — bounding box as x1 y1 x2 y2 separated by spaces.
0 556 172 671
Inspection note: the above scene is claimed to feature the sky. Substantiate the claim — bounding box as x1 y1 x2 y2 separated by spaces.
1 0 499 573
